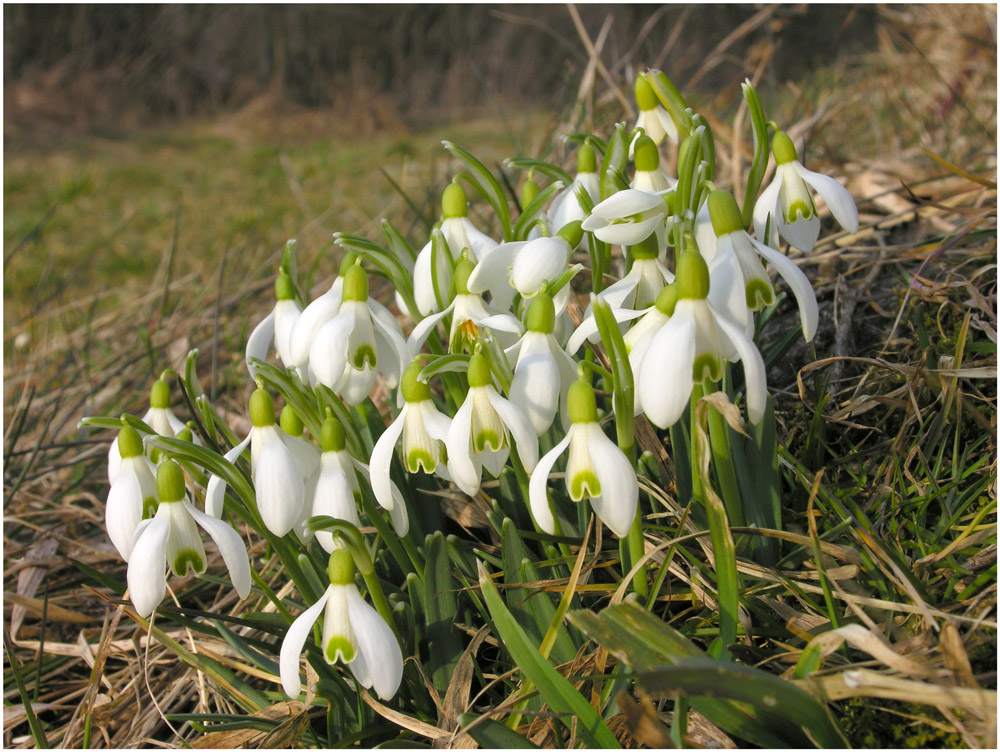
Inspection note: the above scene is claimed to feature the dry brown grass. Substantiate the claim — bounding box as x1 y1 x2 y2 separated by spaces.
4 5 996 748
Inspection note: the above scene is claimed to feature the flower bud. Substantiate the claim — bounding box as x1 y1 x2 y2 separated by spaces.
156 459 186 503
441 182 468 219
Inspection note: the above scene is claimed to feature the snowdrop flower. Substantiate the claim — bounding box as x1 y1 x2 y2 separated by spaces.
127 460 251 618
467 221 582 311
309 264 409 405
582 189 668 247
630 74 679 153
279 406 322 542
369 362 452 516
446 352 538 497
246 270 302 377
630 134 676 195
286 254 354 375
703 189 818 341
108 379 189 483
106 425 157 561
205 387 306 536
408 257 523 355
410 183 499 316
529 379 638 537
638 246 768 429
753 131 859 252
310 416 362 552
620 285 679 416
280 549 403 701
506 292 578 436
547 144 601 236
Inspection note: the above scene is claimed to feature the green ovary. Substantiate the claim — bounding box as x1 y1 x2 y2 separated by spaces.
172 549 207 577
693 352 721 384
325 636 356 664
745 278 775 310
569 470 601 501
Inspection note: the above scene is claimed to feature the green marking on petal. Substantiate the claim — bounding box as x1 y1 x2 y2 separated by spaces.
745 278 775 310
570 470 601 501
785 199 814 223
693 352 722 384
406 448 437 474
474 429 503 453
142 495 159 518
352 344 377 369
172 549 206 577
325 636 356 664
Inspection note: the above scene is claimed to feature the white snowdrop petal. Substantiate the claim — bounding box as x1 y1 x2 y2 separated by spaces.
794 163 859 234
186 501 251 599
309 311 355 390
290 284 343 368
467 242 521 294
527 433 572 535
749 236 819 341
510 333 561 436
127 507 170 618
639 306 697 429
246 310 276 374
485 388 538 473
347 587 404 701
280 587 331 698
587 429 639 538
445 396 481 496
254 430 306 536
710 302 768 425
106 463 147 561
752 171 783 248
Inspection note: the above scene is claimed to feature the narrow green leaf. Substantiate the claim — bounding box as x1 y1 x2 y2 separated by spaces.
442 142 512 241
424 531 462 694
459 713 540 748
513 180 565 240
3 628 50 748
599 124 629 201
381 218 417 268
740 80 771 229
505 157 572 185
418 354 470 382
478 562 620 749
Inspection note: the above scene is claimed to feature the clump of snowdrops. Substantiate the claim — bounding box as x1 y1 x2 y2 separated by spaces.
88 69 858 746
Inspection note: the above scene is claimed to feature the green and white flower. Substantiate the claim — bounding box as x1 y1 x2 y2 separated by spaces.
582 188 668 247
630 74 679 151
127 460 251 618
280 549 403 701
246 269 302 377
528 379 637 537
753 131 859 252
446 352 538 497
547 144 600 234
106 425 157 561
108 378 187 483
637 247 767 429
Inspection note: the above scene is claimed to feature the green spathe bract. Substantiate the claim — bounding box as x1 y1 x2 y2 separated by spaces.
274 272 295 301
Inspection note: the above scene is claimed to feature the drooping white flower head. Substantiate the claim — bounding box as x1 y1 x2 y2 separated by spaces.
277 406 323 543
529 379 638 537
467 221 582 312
369 362 452 518
703 189 818 342
106 425 157 561
127 460 251 618
637 246 768 430
308 264 409 406
408 256 524 356
445 352 538 497
753 131 859 253
410 182 499 317
108 378 188 484
630 133 677 196
548 144 601 236
286 255 357 375
581 189 668 248
630 74 680 154
280 549 403 701
506 292 579 436
246 270 302 378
